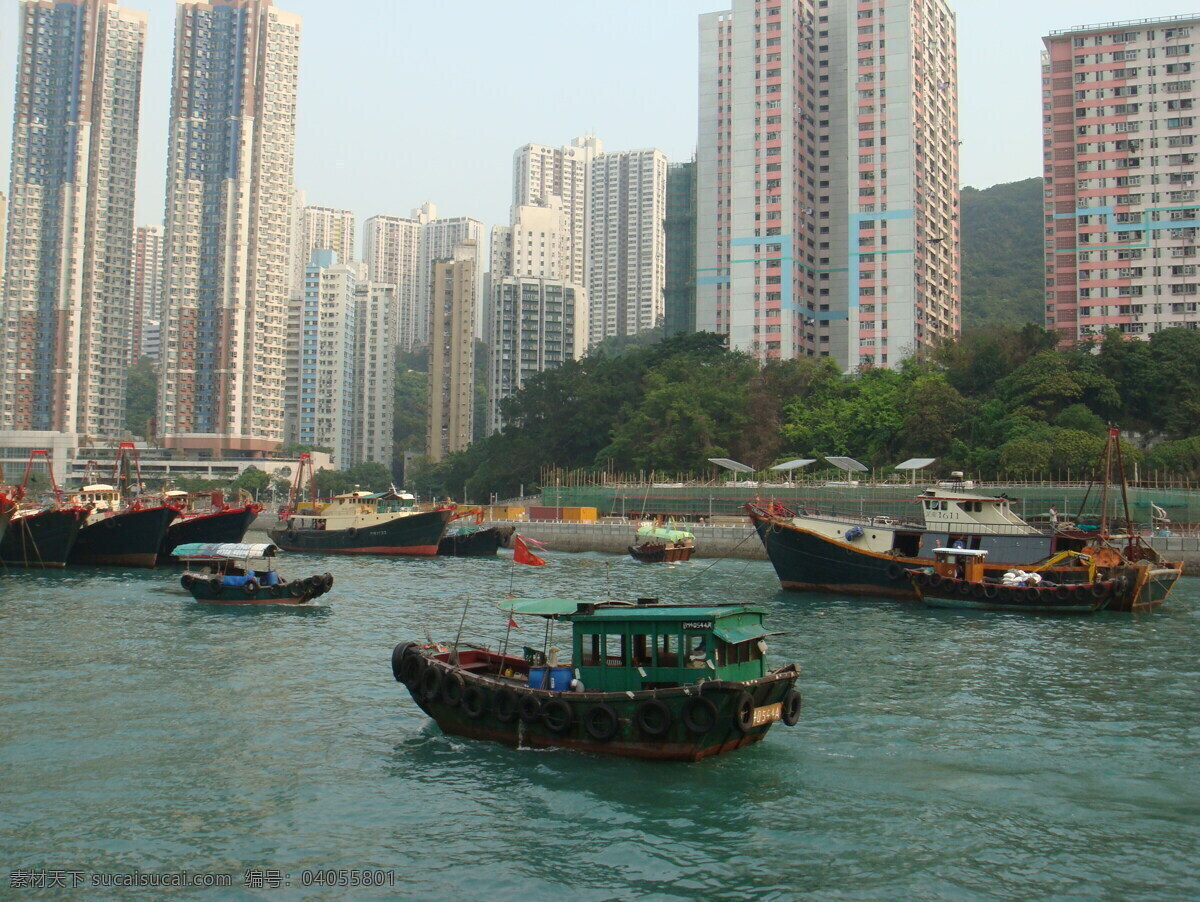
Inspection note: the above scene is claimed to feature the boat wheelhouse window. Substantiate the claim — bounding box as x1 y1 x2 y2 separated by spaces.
686 634 708 667
656 633 679 667
631 634 652 666
606 633 626 667
580 634 603 666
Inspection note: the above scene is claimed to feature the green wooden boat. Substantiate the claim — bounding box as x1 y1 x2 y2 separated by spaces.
391 597 801 761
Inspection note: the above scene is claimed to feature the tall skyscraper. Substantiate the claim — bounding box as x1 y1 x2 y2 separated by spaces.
290 200 356 297
513 136 602 287
363 203 481 350
158 0 301 454
0 191 7 297
132 225 165 361
1043 16 1200 344
1 0 147 436
664 160 698 337
428 242 478 461
355 281 396 469
587 149 668 344
488 278 585 434
697 0 959 368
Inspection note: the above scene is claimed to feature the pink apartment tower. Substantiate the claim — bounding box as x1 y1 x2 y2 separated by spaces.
1043 15 1200 346
697 0 959 368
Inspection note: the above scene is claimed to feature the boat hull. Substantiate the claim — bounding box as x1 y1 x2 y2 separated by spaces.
70 506 179 568
181 572 330 606
268 507 452 556
628 542 695 563
0 508 86 568
438 526 504 557
161 506 260 560
396 649 799 762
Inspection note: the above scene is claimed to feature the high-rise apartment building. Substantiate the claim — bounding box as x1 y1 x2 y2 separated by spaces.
1 0 146 436
0 191 6 295
513 136 602 287
132 225 165 361
158 0 301 454
287 251 394 468
664 161 699 337
364 203 482 350
697 0 959 368
290 199 356 297
588 149 668 344
488 278 586 434
1043 15 1200 344
428 242 478 461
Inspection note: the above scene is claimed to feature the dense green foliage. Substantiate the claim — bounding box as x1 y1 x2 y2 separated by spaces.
125 357 158 438
960 178 1044 329
420 327 1200 501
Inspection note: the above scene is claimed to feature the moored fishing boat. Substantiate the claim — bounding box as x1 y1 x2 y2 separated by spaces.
628 522 696 563
159 490 262 561
268 453 452 556
392 597 801 761
436 508 514 557
0 449 86 568
175 542 332 605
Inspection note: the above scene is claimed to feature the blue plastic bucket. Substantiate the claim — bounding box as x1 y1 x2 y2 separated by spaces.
528 666 573 690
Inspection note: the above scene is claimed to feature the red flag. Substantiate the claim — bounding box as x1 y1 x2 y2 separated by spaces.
507 617 520 630
513 535 546 566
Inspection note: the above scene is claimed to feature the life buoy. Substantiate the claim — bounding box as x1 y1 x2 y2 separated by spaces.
733 691 756 733
462 684 489 719
517 692 542 724
583 703 619 741
391 642 417 682
634 699 672 737
441 671 466 707
541 698 573 733
399 654 424 689
243 580 259 596
493 687 519 723
208 577 223 595
681 696 719 735
886 562 904 580
781 687 802 726
419 664 443 702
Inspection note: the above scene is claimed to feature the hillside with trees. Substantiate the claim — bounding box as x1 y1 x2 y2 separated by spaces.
420 328 1200 501
960 177 1044 329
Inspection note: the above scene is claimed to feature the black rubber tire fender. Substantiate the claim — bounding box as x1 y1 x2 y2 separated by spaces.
391 642 418 682
957 580 973 597
1091 581 1110 600
583 703 619 741
462 684 489 719
321 572 334 592
243 579 259 597
399 654 424 689
1056 584 1073 600
912 570 928 587
541 698 573 734
983 583 999 600
419 663 443 702
970 582 986 599
634 698 672 737
733 691 756 733
441 670 466 707
180 573 194 590
269 584 284 598
927 573 943 588
886 562 904 580
208 577 223 596
781 688 802 726
493 687 519 723
346 527 358 538
517 692 542 724
681 696 719 735
287 579 305 597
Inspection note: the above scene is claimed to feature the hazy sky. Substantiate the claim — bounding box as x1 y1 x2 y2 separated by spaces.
1 0 1198 236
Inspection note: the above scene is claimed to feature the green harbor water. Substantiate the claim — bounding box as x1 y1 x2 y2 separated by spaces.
1 549 1197 900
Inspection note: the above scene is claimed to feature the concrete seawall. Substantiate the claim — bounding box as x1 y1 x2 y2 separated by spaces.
249 516 1200 573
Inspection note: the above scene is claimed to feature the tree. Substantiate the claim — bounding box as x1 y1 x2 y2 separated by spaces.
125 357 157 438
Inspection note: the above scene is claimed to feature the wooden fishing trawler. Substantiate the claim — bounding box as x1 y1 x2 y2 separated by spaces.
746 487 1070 599
0 450 87 568
68 445 178 568
175 542 332 605
392 597 801 761
159 489 262 562
437 508 515 557
268 454 452 556
628 522 696 563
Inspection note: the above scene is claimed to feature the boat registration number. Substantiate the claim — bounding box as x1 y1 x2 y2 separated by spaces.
752 703 782 726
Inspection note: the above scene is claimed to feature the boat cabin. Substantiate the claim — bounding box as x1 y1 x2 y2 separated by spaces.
174 542 283 587
73 483 121 512
931 547 989 582
286 489 419 531
918 488 1041 539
